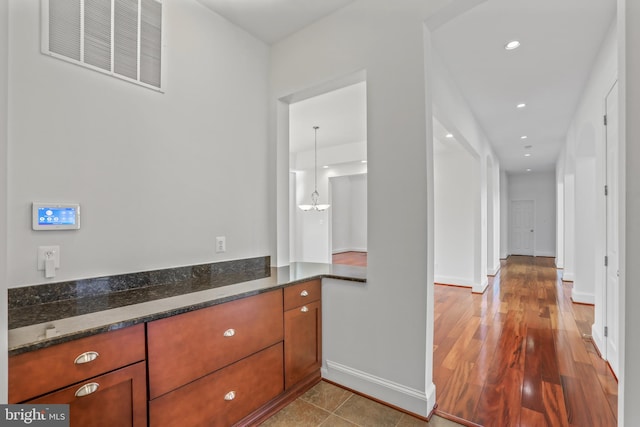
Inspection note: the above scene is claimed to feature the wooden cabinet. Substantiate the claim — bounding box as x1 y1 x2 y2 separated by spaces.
9 281 324 426
147 289 285 426
150 343 284 427
29 362 147 427
147 289 284 399
9 324 147 427
284 280 322 389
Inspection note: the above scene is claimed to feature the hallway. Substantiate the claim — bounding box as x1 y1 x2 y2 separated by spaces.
433 256 618 426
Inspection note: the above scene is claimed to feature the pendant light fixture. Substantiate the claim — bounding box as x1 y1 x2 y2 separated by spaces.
299 126 330 211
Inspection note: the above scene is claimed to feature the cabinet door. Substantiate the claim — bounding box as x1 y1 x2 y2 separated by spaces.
284 300 322 389
28 362 147 427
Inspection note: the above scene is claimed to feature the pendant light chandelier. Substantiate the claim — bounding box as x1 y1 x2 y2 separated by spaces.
299 126 330 211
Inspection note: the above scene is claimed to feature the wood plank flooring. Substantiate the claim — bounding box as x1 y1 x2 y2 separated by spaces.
332 251 367 267
434 256 618 427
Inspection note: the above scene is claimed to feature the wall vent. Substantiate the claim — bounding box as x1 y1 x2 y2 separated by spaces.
42 0 163 91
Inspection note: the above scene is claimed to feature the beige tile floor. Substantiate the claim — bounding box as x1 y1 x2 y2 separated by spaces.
260 381 465 427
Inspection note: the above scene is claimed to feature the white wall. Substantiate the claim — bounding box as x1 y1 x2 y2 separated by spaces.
563 173 576 281
620 1 640 424
431 50 499 292
555 153 565 269
559 18 616 339
1 0 9 404
7 0 270 287
434 143 476 287
271 0 456 416
331 174 367 254
508 172 556 257
500 170 509 258
291 141 367 263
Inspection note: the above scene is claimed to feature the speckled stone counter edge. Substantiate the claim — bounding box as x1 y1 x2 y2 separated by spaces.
8 259 366 356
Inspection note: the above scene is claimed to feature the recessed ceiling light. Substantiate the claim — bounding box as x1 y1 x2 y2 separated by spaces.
361 160 367 164
521 135 528 139
323 165 329 169
445 133 454 138
526 168 532 172
524 153 531 157
505 40 521 50
517 103 526 109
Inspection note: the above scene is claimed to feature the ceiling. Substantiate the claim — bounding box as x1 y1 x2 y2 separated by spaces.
196 0 355 44
199 0 616 174
289 82 367 153
431 0 616 173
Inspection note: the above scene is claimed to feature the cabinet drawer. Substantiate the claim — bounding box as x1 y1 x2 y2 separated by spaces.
28 361 147 427
150 343 284 427
9 324 145 403
284 280 321 311
147 290 284 399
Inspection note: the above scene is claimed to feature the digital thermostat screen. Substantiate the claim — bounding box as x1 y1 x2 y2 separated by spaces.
32 203 81 230
37 207 77 226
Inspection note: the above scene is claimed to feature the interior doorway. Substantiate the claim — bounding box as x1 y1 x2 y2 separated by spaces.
604 80 620 376
288 81 367 264
510 200 535 256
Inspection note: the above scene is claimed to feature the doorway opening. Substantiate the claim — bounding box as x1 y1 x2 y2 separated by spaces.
288 81 367 265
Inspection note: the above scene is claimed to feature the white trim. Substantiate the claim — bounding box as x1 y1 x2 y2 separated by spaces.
434 275 473 288
571 287 595 304
592 324 606 361
487 263 501 276
534 250 556 257
322 360 433 418
562 270 575 282
332 247 367 255
473 276 489 294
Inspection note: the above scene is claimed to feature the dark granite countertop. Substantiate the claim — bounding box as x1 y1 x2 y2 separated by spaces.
8 261 366 356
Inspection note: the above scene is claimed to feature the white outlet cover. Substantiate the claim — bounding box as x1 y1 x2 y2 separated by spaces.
37 245 60 270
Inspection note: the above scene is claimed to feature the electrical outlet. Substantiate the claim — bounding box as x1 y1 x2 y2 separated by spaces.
37 246 60 270
216 236 226 253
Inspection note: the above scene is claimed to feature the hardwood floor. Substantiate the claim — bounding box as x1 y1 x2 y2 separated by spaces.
433 256 618 427
332 251 367 266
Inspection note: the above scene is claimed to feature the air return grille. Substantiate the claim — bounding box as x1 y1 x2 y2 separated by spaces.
42 0 163 91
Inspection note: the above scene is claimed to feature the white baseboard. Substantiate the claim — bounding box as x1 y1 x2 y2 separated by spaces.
571 287 595 304
562 271 575 282
322 360 434 418
434 275 473 288
332 247 367 254
534 251 556 257
473 277 489 294
487 263 501 276
592 325 605 359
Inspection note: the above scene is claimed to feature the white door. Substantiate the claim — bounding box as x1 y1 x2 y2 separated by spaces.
605 81 620 376
510 200 534 256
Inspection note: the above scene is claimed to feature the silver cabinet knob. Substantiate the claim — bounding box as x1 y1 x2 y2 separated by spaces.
300 306 309 313
75 382 99 397
74 351 99 365
223 329 235 337
300 290 309 297
224 391 236 401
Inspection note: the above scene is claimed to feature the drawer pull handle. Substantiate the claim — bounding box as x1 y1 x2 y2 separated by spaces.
301 306 309 313
75 382 99 397
74 351 99 365
300 290 309 297
224 391 236 401
223 329 236 337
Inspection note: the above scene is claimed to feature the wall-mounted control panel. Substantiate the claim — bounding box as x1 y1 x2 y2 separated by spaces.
32 203 81 230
